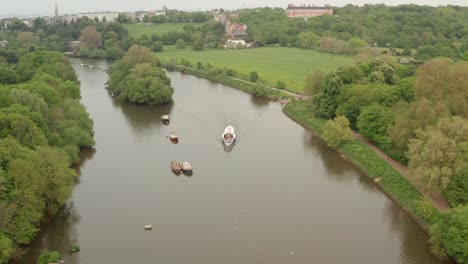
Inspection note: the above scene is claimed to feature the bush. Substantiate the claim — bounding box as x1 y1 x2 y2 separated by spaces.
175 39 186 49
276 81 286 90
251 83 269 97
69 244 80 252
429 206 468 262
249 71 259 82
37 250 60 264
445 168 468 207
151 41 163 52
323 116 354 148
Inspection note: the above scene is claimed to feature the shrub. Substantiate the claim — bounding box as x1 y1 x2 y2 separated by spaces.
249 71 259 82
37 251 60 264
323 116 354 148
276 81 286 90
445 168 468 207
251 83 269 97
429 206 468 262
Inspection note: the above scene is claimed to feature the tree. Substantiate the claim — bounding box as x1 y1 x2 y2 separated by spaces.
323 116 354 149
296 32 320 49
304 70 324 96
429 206 468 263
346 37 368 54
17 32 36 47
409 117 468 194
415 58 468 119
191 36 205 51
79 26 101 50
249 71 259 82
151 41 163 52
357 104 395 150
0 235 13 264
445 168 468 207
123 45 156 65
0 67 17 85
251 83 269 97
175 39 186 49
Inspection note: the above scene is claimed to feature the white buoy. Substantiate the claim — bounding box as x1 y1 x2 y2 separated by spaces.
144 225 152 230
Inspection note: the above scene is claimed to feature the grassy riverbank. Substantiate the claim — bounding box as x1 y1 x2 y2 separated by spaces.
283 100 441 228
163 64 293 99
157 46 353 93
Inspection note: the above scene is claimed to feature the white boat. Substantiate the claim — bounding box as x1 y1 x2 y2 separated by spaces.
222 125 236 146
161 115 170 124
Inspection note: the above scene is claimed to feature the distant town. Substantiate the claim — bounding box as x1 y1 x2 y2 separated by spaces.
0 3 334 28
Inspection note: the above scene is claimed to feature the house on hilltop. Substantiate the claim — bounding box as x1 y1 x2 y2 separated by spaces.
0 40 8 49
225 19 248 38
285 4 334 19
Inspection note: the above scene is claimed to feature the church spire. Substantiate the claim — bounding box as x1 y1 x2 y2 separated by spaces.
55 2 59 18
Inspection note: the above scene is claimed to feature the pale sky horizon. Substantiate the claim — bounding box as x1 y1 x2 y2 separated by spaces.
1 0 467 18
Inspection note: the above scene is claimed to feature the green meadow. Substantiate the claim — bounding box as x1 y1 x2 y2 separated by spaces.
156 46 354 93
125 23 204 37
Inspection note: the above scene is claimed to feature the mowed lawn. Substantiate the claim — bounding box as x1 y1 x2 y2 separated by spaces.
125 23 204 37
156 46 354 93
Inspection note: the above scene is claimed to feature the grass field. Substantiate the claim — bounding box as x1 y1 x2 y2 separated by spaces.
156 46 354 93
125 23 204 37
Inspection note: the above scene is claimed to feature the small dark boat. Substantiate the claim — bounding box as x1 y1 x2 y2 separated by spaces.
171 161 182 174
169 133 178 144
161 115 170 124
181 162 193 174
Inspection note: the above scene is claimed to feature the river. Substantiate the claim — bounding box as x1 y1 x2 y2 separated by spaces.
19 58 449 264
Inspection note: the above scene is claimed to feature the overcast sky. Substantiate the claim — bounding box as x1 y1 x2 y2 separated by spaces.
1 0 467 18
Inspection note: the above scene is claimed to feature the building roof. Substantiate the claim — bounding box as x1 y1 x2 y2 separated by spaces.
286 4 332 10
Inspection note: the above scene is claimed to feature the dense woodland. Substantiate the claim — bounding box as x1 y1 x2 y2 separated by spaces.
306 58 468 262
1 17 131 59
239 5 468 59
0 46 94 262
107 45 174 105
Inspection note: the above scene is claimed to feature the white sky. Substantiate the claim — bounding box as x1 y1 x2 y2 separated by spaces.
0 0 467 18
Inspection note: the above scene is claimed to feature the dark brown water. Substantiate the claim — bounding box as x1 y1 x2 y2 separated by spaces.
19 58 449 264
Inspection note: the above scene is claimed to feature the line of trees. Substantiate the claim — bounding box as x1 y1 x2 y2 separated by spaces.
0 48 94 263
307 58 467 262
1 16 131 59
239 5 468 60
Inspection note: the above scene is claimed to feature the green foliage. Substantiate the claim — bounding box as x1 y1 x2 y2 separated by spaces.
0 67 16 85
445 168 468 207
0 47 94 263
0 234 13 264
323 116 354 148
276 81 286 90
175 39 186 49
430 206 468 263
192 36 205 51
296 32 320 49
36 250 60 264
108 47 174 105
249 71 259 82
357 104 395 150
304 70 324 96
151 41 163 52
409 117 468 194
69 244 80 252
251 83 269 97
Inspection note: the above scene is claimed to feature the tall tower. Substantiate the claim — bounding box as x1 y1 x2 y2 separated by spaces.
55 2 59 18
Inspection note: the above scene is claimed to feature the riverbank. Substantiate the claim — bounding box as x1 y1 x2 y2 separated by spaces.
162 63 295 100
283 101 442 229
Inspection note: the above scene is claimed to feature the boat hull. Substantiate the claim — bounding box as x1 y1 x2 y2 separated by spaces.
222 125 236 146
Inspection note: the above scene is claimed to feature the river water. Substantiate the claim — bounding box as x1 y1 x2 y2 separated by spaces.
19 59 449 264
